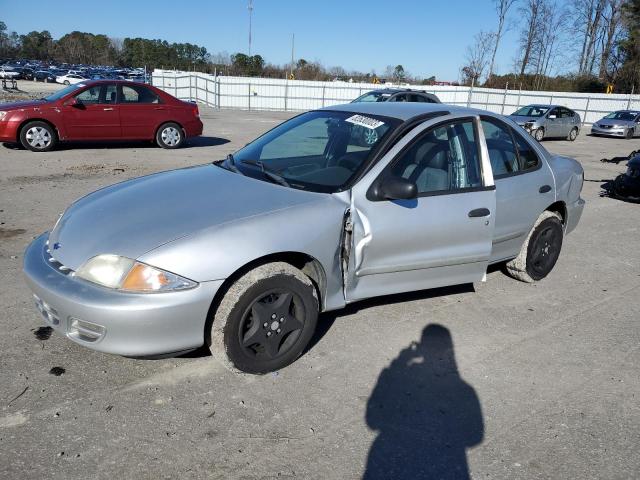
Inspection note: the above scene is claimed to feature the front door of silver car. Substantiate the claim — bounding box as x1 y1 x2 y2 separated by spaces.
345 116 496 302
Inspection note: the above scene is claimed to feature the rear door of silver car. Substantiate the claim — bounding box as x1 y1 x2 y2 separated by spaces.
344 116 496 302
482 116 555 262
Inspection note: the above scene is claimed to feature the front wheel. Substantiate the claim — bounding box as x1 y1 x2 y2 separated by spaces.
63 80 70 85
209 262 319 374
567 127 578 141
626 128 634 139
19 121 57 152
534 128 545 142
156 122 184 149
505 211 564 283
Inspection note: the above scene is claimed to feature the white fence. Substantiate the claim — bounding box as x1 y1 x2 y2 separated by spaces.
152 69 640 125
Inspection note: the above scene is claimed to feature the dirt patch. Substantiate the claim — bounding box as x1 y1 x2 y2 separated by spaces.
0 227 26 239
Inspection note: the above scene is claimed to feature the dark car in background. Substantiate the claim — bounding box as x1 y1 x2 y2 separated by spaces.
0 80 203 151
34 70 57 83
509 104 581 141
352 88 441 104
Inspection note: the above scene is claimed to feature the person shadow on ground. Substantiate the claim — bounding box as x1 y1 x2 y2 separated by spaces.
363 324 484 480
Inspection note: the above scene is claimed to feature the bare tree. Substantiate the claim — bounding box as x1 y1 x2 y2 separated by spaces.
462 31 495 85
488 0 517 80
518 0 546 77
598 0 625 80
572 0 608 74
530 3 567 89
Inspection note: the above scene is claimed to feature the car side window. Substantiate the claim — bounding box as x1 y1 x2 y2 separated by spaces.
512 130 540 171
75 86 101 105
389 119 483 194
390 94 408 102
481 118 519 177
120 85 160 104
103 84 117 104
548 108 559 118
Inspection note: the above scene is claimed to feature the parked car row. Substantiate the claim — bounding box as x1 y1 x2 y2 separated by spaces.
353 90 639 143
0 59 148 84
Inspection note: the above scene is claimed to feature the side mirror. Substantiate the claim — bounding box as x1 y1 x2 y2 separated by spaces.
548 114 557 119
65 97 82 107
376 176 418 201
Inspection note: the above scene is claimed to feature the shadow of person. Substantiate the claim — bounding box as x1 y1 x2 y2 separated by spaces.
364 324 483 480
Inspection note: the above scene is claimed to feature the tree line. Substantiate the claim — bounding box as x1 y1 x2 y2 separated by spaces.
0 23 212 71
462 0 640 93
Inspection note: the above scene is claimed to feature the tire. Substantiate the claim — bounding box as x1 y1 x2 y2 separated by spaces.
63 80 70 85
534 128 545 142
209 262 319 374
156 122 184 149
19 121 57 152
567 127 578 141
626 128 634 139
505 211 563 283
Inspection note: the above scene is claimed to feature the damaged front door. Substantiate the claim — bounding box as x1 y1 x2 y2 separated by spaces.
344 117 496 303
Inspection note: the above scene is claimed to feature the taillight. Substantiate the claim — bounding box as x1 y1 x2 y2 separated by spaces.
193 105 200 118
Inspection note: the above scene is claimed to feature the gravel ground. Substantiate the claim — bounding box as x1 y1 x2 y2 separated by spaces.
0 107 638 480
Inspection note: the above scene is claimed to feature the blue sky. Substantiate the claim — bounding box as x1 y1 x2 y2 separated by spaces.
1 0 522 80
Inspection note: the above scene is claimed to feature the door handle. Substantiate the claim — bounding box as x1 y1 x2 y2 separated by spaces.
468 208 491 218
539 185 552 193
154 107 166 110
103 107 114 111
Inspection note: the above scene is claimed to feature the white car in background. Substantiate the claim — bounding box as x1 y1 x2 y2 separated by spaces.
0 66 20 79
56 73 87 85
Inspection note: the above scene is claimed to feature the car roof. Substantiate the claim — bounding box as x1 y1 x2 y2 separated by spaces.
321 102 482 121
368 88 429 94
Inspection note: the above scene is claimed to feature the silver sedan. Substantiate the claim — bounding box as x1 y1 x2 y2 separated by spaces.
591 110 640 139
510 104 582 141
23 103 585 374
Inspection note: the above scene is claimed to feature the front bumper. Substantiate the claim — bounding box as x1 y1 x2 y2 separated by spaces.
591 125 627 137
0 118 20 143
566 197 586 235
23 233 223 356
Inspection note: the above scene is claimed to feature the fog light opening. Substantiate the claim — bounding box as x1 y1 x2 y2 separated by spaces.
68 318 106 343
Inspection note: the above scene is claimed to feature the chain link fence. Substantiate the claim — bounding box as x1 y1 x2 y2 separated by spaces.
152 70 640 125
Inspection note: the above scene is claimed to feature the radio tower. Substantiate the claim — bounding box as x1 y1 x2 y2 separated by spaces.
248 0 253 56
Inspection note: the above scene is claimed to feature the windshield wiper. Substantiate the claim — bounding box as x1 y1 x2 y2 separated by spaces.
241 160 291 188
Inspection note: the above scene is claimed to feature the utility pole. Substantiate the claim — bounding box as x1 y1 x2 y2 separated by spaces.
290 33 295 79
248 0 253 56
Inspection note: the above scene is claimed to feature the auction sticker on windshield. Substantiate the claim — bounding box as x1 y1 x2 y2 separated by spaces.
345 114 385 130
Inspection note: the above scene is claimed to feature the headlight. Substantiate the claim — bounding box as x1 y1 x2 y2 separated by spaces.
0 111 7 121
74 254 197 293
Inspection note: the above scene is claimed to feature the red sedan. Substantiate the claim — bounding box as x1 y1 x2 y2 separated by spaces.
0 80 203 151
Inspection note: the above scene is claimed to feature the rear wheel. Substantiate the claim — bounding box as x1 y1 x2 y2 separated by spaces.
209 262 319 374
567 127 578 141
534 128 545 142
63 80 70 85
156 122 184 149
506 211 563 283
19 121 57 152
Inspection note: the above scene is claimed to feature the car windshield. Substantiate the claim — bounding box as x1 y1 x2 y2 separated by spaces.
604 111 638 121
352 91 392 103
513 106 550 117
43 83 85 101
229 110 399 193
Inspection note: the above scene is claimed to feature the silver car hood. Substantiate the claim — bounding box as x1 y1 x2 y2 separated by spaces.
48 165 323 270
596 118 634 127
509 115 539 125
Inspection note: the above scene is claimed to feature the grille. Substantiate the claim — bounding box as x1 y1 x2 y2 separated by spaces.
44 241 73 275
